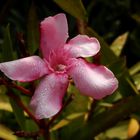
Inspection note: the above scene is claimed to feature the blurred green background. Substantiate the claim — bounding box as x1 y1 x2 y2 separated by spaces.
0 0 140 140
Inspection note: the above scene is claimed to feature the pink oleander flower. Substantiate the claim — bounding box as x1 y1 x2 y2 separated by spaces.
0 13 118 119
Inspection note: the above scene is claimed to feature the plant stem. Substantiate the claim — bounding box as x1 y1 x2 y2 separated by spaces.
0 78 32 95
76 19 87 35
14 130 39 139
1 78 51 139
87 99 97 121
7 90 50 140
7 91 40 125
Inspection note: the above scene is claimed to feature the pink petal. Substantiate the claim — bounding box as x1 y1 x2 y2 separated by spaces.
64 35 100 58
40 13 69 59
30 73 69 119
0 56 49 82
68 58 118 99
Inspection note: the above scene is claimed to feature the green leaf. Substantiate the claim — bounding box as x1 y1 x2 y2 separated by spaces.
118 76 138 97
64 84 90 115
55 85 90 140
56 115 85 140
104 121 128 139
102 91 122 104
25 119 39 131
0 85 6 94
53 0 88 21
9 95 26 130
67 95 140 140
51 113 84 131
0 124 17 140
1 24 14 62
95 121 129 140
54 84 91 140
27 2 39 54
131 14 140 23
0 95 12 112
108 57 126 77
110 32 129 56
126 77 139 95
0 86 13 112
0 101 12 112
86 27 117 65
132 73 140 91
129 62 140 75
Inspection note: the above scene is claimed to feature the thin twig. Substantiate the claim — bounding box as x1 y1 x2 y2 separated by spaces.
1 78 51 139
87 99 97 121
7 89 51 140
7 91 40 125
14 130 39 139
0 78 32 95
76 19 87 35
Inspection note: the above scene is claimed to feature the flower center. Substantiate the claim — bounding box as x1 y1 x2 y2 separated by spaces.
48 49 69 73
55 64 66 71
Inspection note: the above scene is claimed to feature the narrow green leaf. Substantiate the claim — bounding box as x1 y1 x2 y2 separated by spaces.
104 121 128 139
0 86 13 112
86 27 117 65
108 57 126 76
10 96 26 130
0 24 26 133
65 84 90 114
131 14 140 23
1 24 13 62
126 77 139 95
53 0 88 21
0 25 26 131
57 115 85 140
96 121 129 140
51 113 84 131
102 91 123 104
0 124 17 140
132 73 140 91
65 95 140 140
25 119 38 131
118 76 138 97
110 32 128 56
129 62 140 75
0 85 6 94
0 101 12 112
0 94 12 112
27 2 39 54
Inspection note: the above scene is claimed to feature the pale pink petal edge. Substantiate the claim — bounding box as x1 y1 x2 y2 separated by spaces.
0 56 49 82
67 58 118 99
64 35 100 58
40 13 69 59
30 73 69 119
